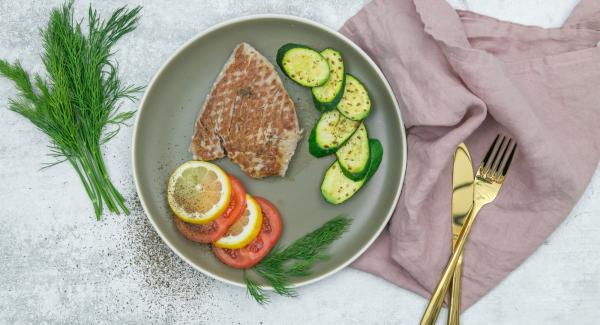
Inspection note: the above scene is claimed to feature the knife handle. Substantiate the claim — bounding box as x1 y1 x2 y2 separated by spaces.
420 202 482 325
448 254 463 325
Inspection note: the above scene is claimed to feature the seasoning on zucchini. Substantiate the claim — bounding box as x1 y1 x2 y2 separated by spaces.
337 74 371 121
320 138 383 204
311 48 345 112
309 110 360 157
336 123 370 180
276 43 330 87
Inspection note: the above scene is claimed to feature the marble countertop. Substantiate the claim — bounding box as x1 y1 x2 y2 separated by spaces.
1 0 598 324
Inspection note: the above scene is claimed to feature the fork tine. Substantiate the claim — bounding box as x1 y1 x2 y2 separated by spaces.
501 142 517 177
492 138 512 178
489 136 507 175
480 134 499 170
483 135 505 176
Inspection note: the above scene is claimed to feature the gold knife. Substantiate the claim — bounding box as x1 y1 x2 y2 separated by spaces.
448 143 474 325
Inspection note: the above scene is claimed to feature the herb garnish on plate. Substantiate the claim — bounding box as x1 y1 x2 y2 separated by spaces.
243 215 352 304
0 2 142 219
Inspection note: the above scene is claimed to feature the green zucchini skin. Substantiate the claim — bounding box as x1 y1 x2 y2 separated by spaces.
308 127 333 157
311 75 345 112
336 74 371 121
311 48 345 112
308 110 360 158
320 138 384 204
276 43 306 72
320 161 365 204
276 43 330 87
364 138 383 182
336 123 370 181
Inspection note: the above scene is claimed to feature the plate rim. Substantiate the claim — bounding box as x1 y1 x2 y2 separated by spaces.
132 13 407 289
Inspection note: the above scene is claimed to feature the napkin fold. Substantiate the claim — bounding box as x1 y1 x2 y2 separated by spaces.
341 0 600 310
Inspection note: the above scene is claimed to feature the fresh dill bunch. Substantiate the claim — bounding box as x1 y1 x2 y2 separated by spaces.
244 216 352 303
0 2 142 219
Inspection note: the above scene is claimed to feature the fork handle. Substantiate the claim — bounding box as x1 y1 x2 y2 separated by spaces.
447 254 463 325
420 202 483 325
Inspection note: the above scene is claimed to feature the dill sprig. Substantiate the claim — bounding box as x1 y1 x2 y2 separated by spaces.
244 215 352 303
0 2 142 219
243 270 268 305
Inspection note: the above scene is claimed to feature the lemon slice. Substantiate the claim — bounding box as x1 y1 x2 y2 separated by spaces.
167 161 231 224
213 194 263 249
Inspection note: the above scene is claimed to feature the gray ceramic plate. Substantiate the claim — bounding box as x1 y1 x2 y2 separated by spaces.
132 14 406 288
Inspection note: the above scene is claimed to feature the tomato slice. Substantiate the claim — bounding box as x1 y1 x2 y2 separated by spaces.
213 197 283 269
174 175 246 243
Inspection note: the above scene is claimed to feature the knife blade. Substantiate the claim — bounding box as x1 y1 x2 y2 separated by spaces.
451 143 474 245
448 143 474 325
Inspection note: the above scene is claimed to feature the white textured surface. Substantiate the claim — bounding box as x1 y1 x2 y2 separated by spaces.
1 0 598 324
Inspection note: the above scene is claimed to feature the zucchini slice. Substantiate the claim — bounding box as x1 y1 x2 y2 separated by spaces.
336 74 371 121
309 110 360 157
276 43 330 87
321 161 365 205
364 139 383 182
311 48 345 112
336 123 370 181
321 138 384 204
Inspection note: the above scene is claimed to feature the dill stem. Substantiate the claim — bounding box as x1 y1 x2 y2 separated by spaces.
79 144 113 213
79 152 108 217
81 142 129 217
89 158 117 214
69 157 102 217
91 145 129 215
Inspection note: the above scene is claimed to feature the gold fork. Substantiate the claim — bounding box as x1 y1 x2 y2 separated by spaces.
420 135 517 325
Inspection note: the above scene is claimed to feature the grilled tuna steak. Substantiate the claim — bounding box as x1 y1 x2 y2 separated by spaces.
190 43 301 178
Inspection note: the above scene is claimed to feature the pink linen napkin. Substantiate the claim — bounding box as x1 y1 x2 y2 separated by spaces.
341 0 600 310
